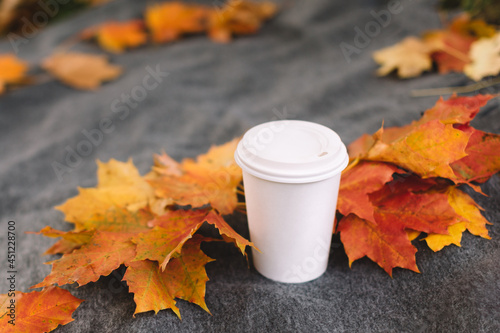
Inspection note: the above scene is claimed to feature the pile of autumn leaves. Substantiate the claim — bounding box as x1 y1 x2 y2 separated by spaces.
373 14 500 81
1 139 252 332
1 95 500 332
0 0 277 93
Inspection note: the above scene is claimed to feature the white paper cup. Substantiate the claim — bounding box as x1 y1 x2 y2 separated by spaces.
235 120 348 283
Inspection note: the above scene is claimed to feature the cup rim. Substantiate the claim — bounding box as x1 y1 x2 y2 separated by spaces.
234 120 349 183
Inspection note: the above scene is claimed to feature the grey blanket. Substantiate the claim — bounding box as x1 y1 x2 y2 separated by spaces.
1 0 499 332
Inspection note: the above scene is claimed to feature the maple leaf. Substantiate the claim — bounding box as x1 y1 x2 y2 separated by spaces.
451 127 500 183
424 186 491 251
463 32 500 81
0 54 28 94
372 37 433 78
33 208 152 288
29 226 94 255
337 161 400 222
208 0 277 43
419 94 492 126
369 181 462 235
124 235 214 318
145 2 210 43
56 159 154 229
0 286 83 333
81 20 147 53
133 208 253 270
42 52 122 90
424 221 467 252
352 95 497 185
447 14 496 39
149 138 242 215
337 214 420 276
424 30 475 73
366 120 471 179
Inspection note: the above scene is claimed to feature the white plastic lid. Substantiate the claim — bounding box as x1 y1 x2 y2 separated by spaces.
235 120 349 183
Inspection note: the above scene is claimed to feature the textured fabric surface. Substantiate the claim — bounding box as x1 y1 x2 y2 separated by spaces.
1 0 500 332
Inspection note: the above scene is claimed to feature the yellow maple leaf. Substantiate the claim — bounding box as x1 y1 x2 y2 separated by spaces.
56 159 155 229
372 37 433 78
425 221 467 252
424 187 490 251
82 20 147 53
42 52 122 90
0 54 28 94
464 32 500 81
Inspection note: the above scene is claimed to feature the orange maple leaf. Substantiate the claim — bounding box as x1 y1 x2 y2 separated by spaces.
149 138 243 215
29 226 94 255
0 54 28 94
42 52 122 90
208 0 277 43
422 15 496 74
425 29 475 73
366 120 471 179
145 2 210 43
33 208 153 288
81 20 147 53
133 208 254 270
354 95 496 183
124 235 214 318
0 287 83 333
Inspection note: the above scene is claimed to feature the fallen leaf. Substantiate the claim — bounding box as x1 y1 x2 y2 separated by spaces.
448 14 496 39
149 138 242 215
338 161 400 222
0 286 83 333
208 0 277 43
337 214 420 276
56 159 154 229
42 52 122 90
0 54 28 94
464 32 500 81
29 226 94 255
424 30 475 73
145 2 210 43
81 20 147 53
423 186 491 252
134 208 253 270
123 260 180 318
370 184 461 235
447 186 491 238
419 94 492 125
451 127 500 183
424 222 467 251
372 37 433 78
124 235 214 318
366 120 471 179
340 95 499 274
33 209 152 288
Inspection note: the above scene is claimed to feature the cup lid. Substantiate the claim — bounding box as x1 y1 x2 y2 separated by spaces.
234 120 349 183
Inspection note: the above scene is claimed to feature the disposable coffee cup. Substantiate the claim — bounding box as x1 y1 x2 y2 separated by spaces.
235 120 348 283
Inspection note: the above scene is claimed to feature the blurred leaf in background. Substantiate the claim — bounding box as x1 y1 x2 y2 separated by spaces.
439 0 500 24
